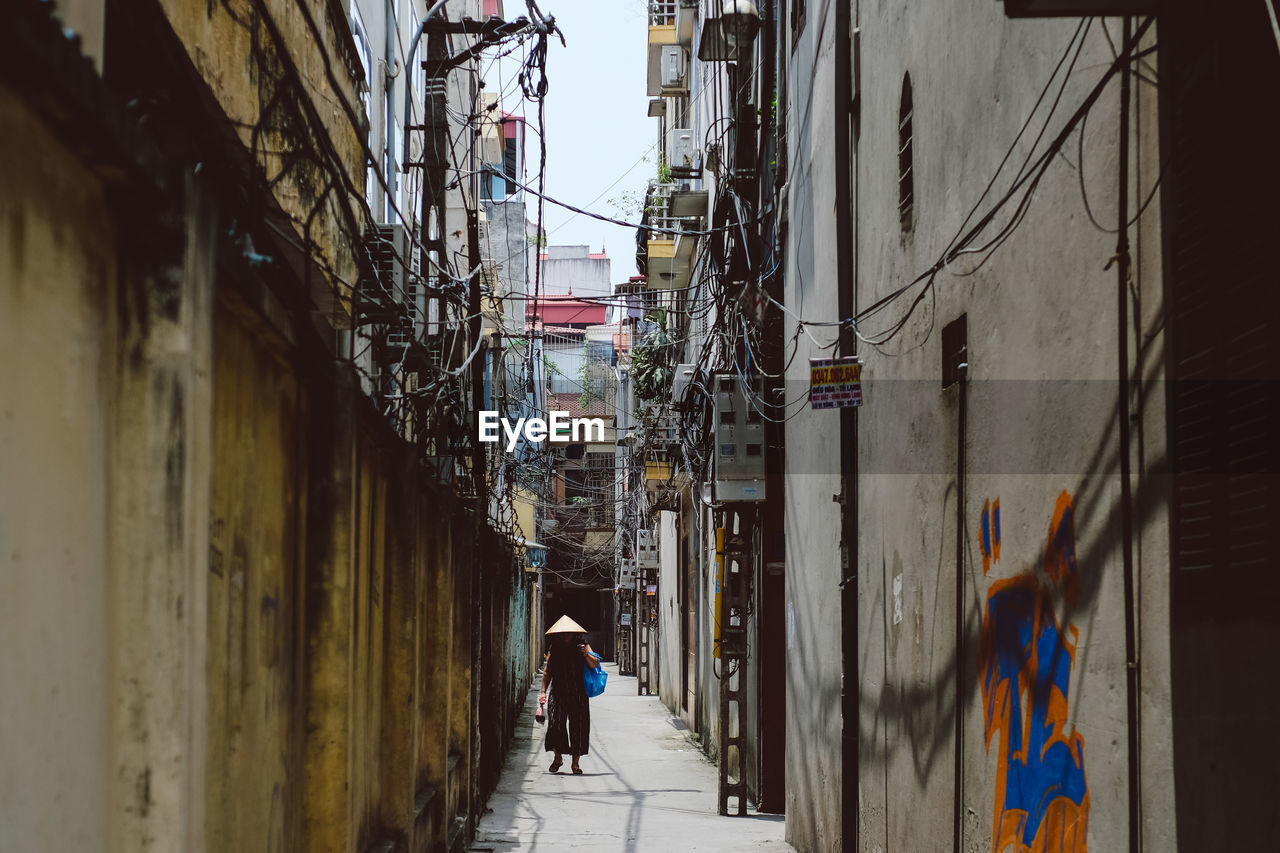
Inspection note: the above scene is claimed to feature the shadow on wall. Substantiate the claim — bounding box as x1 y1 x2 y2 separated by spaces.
978 492 1089 852
854 339 1172 853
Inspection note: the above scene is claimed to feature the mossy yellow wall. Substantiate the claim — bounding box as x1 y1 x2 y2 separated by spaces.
158 0 365 308
206 300 304 850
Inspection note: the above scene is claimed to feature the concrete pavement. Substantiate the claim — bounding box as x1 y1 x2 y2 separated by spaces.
471 663 794 852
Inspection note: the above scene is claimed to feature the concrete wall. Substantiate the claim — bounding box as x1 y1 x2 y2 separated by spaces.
1 2 532 850
483 198 531 333
0 86 119 852
205 301 303 852
157 0 365 293
657 509 682 714
781 3 1171 851
1 63 217 850
537 246 612 299
780 3 845 847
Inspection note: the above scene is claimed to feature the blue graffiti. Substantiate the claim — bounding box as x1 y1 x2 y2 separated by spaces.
981 493 1088 851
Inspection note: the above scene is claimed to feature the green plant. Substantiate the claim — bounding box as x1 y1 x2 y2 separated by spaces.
608 188 646 220
630 311 677 403
656 153 673 185
577 358 597 410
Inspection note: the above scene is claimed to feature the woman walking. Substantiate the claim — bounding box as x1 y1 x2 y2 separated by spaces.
538 615 600 774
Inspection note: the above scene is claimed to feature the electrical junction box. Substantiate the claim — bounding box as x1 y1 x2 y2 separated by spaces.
660 45 687 91
636 528 659 569
620 558 638 585
713 374 766 502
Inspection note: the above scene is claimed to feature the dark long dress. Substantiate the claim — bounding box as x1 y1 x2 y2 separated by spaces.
544 642 590 756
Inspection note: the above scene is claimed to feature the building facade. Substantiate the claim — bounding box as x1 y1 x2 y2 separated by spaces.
0 0 546 850
631 1 1280 850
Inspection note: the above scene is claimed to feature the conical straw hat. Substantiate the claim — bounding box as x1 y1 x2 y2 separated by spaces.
545 615 587 634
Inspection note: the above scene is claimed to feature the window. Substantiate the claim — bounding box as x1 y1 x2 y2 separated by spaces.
585 452 614 528
586 340 613 362
898 73 914 233
941 314 967 389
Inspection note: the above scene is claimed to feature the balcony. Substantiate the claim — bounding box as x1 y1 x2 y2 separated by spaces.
646 1 692 95
644 460 671 484
644 182 707 291
648 0 678 26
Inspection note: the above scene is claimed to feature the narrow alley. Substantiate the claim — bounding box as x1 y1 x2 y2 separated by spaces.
4 0 1280 851
472 665 792 853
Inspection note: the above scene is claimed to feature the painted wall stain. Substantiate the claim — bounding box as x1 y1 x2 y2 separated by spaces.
981 497 1002 575
979 491 1088 853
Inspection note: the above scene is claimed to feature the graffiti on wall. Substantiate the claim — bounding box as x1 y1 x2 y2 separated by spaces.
981 498 1002 575
978 491 1089 853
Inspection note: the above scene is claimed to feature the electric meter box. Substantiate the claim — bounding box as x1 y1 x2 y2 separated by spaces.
636 529 659 569
712 374 766 502
620 558 638 585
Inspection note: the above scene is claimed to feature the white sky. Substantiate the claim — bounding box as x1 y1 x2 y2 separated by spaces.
497 0 656 281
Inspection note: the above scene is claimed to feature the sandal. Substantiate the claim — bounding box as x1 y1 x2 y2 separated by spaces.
548 759 562 773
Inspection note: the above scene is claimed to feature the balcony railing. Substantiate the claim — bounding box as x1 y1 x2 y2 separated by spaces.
649 0 678 26
648 181 684 234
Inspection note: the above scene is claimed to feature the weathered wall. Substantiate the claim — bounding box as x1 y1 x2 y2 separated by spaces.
204 306 532 852
538 247 613 299
781 3 1171 852
657 509 683 715
0 86 118 852
156 0 365 297
781 2 845 848
1 2 533 851
1 43 217 848
483 198 532 332
205 300 304 851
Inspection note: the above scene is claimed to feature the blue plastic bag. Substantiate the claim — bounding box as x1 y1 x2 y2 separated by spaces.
584 651 607 698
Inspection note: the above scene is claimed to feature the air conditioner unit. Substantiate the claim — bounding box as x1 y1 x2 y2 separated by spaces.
659 45 687 92
361 223 417 347
712 374 766 502
368 223 410 303
666 127 699 175
670 363 701 408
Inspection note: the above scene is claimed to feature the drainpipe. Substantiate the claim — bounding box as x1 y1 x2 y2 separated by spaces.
955 358 968 853
834 2 859 851
386 0 398 210
1116 16 1141 853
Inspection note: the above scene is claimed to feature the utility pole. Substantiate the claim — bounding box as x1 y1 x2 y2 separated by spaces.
833 2 859 850
416 24 451 457
414 12 534 503
467 202 487 510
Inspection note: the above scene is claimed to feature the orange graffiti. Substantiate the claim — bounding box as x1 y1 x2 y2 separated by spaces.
979 491 1089 853
993 498 1002 564
981 497 1003 576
